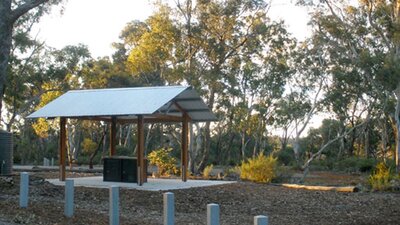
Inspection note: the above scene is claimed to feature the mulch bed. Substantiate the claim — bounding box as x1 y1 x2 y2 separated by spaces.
0 171 399 225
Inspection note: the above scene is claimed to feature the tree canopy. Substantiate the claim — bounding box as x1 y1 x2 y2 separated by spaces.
2 0 400 173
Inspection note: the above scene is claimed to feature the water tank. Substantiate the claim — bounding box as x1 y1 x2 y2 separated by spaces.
0 130 13 175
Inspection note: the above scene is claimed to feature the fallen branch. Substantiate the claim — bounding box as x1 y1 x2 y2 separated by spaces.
281 183 359 192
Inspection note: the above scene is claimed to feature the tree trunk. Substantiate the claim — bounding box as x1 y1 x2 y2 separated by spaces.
118 124 123 146
89 127 106 169
144 124 153 155
380 117 389 161
197 87 215 172
394 85 400 173
102 126 108 157
189 123 202 174
302 121 367 179
0 0 51 121
241 129 246 159
364 129 370 158
225 132 235 165
293 138 301 162
66 123 75 168
337 121 346 160
0 1 13 120
123 124 132 147
252 117 263 157
197 121 211 172
280 127 289 151
215 127 222 164
253 137 259 158
73 125 82 160
188 122 195 173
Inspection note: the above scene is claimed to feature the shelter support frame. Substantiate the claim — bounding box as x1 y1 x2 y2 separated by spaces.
181 113 189 182
59 117 66 181
58 114 192 184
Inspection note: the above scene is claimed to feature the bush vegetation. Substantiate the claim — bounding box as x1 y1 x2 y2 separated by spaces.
369 162 393 191
276 147 295 166
333 157 377 173
240 153 277 183
147 147 178 176
203 164 214 178
116 145 133 156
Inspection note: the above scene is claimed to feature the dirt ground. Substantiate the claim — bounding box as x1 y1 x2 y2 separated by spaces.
0 171 399 225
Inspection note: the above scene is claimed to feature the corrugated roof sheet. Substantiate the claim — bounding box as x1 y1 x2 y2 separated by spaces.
27 86 217 122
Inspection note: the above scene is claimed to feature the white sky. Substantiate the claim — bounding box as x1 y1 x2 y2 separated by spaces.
32 0 311 58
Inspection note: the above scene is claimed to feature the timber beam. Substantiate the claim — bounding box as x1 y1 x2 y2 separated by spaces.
59 117 66 181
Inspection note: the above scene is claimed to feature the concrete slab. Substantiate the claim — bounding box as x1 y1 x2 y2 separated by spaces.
46 176 236 191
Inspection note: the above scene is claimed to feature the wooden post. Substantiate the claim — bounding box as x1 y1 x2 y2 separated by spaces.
181 113 189 182
59 117 66 181
137 115 145 186
110 116 117 156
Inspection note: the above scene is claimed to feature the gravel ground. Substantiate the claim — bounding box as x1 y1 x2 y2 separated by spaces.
0 171 399 225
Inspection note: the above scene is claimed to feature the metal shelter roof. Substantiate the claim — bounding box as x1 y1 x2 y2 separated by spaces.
27 86 217 122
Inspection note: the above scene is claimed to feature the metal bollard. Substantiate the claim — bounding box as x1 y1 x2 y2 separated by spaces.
19 172 29 208
207 203 220 225
64 179 74 217
254 215 268 225
163 192 174 225
109 185 119 225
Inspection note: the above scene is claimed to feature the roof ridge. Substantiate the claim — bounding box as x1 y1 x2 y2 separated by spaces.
68 86 189 93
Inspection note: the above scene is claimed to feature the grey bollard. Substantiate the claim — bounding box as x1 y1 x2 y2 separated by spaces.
45 158 50 166
19 172 29 208
64 179 74 217
163 192 174 225
207 203 220 225
43 157 50 166
51 158 54 166
109 185 119 225
254 215 268 225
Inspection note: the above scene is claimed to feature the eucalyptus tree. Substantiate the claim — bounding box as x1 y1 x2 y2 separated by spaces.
27 44 91 165
299 0 400 171
0 0 64 123
273 37 328 163
118 0 296 169
124 5 180 86
174 0 272 170
175 0 297 170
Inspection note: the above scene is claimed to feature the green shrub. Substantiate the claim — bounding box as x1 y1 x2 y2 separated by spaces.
147 147 178 176
77 154 102 165
309 159 333 171
334 157 377 172
203 164 214 179
81 138 97 155
116 145 133 156
358 158 377 172
369 162 393 191
271 166 294 183
276 147 294 166
240 153 277 183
